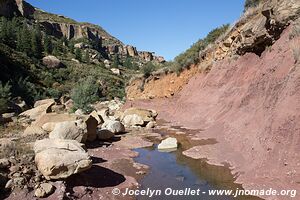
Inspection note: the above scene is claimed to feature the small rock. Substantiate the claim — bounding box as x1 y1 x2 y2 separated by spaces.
13 177 25 185
9 165 19 173
75 109 84 115
136 171 146 175
5 179 13 189
146 121 156 129
0 158 10 168
97 129 114 140
35 183 55 198
158 137 178 151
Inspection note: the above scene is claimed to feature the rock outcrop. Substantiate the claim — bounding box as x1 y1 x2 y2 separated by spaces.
42 55 62 68
121 107 157 127
0 0 34 18
34 139 92 180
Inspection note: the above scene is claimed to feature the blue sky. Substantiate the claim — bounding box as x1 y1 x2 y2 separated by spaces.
27 0 244 61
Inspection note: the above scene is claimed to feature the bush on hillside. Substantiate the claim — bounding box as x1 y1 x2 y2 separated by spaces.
172 24 230 72
142 62 156 77
0 81 12 114
244 0 261 11
71 77 100 113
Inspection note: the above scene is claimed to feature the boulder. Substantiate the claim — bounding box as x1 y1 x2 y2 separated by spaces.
85 115 99 142
122 107 157 122
0 158 10 169
34 99 55 108
20 102 54 120
42 55 62 68
34 139 92 180
101 120 125 134
97 129 114 140
34 183 55 198
23 125 46 136
122 114 144 127
64 99 74 111
89 110 104 125
1 112 16 123
111 68 121 75
51 104 65 113
49 120 87 143
42 122 57 132
33 113 79 128
158 137 178 151
97 108 110 121
75 109 84 115
146 121 156 129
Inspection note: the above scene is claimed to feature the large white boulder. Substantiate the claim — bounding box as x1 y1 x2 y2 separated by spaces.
49 120 87 143
34 139 92 180
101 120 125 134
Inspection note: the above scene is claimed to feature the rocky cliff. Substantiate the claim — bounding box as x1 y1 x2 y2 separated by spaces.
0 0 164 64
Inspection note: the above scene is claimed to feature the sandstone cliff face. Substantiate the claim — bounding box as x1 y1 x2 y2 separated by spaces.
0 0 165 64
40 21 103 42
0 0 34 18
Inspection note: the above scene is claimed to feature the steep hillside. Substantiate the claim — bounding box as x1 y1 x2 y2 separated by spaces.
126 0 300 198
0 0 164 113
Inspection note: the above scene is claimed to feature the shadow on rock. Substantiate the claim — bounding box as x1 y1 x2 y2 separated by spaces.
66 165 126 189
91 156 107 164
86 137 122 149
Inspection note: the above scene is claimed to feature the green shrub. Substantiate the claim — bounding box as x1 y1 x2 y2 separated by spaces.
142 62 156 77
0 81 12 114
71 77 100 113
244 0 261 11
124 57 139 70
172 24 230 72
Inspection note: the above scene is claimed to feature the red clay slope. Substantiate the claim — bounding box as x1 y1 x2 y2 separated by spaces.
126 27 300 199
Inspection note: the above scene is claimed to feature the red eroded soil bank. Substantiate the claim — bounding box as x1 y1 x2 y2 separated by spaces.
125 27 300 199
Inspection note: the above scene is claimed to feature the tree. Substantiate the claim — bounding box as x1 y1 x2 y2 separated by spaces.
142 62 156 78
31 23 43 58
112 55 120 68
85 50 90 64
44 35 53 54
0 81 12 114
124 57 139 70
17 22 31 55
71 77 100 113
75 48 82 61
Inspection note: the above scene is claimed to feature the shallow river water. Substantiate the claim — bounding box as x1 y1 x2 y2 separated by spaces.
133 125 262 200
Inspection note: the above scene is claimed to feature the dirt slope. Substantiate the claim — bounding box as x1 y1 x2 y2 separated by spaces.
126 26 300 199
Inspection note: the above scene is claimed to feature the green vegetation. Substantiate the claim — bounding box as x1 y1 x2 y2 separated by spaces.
142 62 156 78
123 57 139 70
75 48 82 61
244 0 261 11
164 24 230 73
112 55 120 68
71 77 100 113
0 16 130 112
0 81 12 114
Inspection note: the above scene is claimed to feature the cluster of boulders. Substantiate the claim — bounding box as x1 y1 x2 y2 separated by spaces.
1 96 158 198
